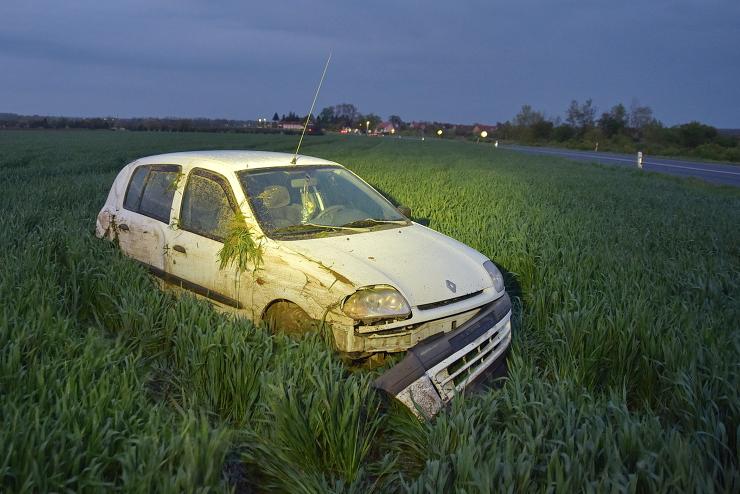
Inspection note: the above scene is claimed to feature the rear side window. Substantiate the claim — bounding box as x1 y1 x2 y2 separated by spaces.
123 165 181 223
123 167 148 211
180 169 237 241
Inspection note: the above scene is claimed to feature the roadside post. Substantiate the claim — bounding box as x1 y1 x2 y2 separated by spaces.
637 151 644 169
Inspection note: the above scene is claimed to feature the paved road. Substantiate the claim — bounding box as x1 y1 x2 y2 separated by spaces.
500 144 740 187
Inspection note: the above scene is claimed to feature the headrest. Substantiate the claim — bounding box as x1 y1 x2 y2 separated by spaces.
258 185 290 209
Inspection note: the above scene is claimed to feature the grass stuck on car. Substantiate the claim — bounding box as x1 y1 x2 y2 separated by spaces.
96 150 512 417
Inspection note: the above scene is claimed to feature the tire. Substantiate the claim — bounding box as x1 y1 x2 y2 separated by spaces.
264 301 314 338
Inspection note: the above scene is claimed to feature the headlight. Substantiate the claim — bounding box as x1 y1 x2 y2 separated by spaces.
342 285 411 324
483 260 505 293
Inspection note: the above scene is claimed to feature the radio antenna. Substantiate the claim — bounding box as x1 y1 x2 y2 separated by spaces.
291 52 332 164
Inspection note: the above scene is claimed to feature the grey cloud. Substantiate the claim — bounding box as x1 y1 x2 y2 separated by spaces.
1 0 738 126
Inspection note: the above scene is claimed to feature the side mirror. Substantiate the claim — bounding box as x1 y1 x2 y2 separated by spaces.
397 205 412 218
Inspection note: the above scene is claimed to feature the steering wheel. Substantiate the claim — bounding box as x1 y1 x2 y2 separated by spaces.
312 205 345 223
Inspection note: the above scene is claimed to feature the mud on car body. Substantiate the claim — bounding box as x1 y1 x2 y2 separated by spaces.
97 150 512 417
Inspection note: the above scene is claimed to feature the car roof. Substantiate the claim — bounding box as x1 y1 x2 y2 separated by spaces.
133 150 340 171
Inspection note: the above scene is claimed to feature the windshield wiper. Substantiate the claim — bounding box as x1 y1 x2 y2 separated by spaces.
340 218 408 228
272 223 369 235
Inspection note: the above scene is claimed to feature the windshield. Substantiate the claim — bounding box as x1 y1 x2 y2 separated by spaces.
238 165 409 239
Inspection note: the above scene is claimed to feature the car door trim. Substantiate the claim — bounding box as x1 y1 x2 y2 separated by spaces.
143 262 243 309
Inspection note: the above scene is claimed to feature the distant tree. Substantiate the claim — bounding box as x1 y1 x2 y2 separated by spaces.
362 113 382 131
513 104 545 128
612 103 627 125
29 118 46 129
272 112 279 122
510 104 551 141
318 106 335 125
565 100 580 128
628 100 655 130
580 99 596 128
553 124 575 142
677 121 718 148
284 111 301 122
566 98 596 134
493 121 513 140
598 103 627 138
389 114 404 129
531 120 554 140
176 119 193 132
334 103 359 127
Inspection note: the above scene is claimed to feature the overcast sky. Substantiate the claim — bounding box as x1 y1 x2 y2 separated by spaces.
1 0 739 127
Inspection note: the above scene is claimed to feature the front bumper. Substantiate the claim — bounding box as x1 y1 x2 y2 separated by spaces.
329 287 502 354
374 293 512 418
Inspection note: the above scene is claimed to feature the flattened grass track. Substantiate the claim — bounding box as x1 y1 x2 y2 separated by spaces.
1 130 738 492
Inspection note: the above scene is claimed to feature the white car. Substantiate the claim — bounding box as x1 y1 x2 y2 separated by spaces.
96 150 512 416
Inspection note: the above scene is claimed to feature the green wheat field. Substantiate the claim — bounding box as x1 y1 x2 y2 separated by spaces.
1 130 738 492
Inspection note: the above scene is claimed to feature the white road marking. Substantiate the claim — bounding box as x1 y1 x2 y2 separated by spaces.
647 162 740 175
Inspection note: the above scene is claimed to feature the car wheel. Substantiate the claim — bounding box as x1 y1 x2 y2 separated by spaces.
264 301 315 338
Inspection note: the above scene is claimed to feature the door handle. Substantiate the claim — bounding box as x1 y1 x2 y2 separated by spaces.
118 223 129 231
172 244 186 254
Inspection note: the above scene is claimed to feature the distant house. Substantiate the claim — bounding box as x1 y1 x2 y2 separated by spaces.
280 121 304 131
278 120 323 135
376 121 395 134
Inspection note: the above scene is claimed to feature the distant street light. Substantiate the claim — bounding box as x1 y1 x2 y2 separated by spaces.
366 120 370 134
437 129 443 137
480 130 488 138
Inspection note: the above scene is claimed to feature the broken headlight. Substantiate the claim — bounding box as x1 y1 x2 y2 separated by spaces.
483 260 505 293
342 285 411 324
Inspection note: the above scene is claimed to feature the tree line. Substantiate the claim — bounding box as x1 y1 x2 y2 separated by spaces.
3 99 737 162
0 113 284 134
494 100 740 162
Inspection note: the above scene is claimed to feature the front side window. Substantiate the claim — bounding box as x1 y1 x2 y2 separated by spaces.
123 164 180 223
180 169 237 241
238 165 408 239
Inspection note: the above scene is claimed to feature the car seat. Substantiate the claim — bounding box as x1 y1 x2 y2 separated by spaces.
258 185 302 228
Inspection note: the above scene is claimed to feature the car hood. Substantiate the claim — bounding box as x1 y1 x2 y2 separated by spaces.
284 223 492 307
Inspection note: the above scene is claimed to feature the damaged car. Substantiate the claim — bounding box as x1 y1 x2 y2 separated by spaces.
96 150 512 417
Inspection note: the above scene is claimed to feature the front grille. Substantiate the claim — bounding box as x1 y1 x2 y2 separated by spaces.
445 333 505 386
417 290 483 311
431 316 511 400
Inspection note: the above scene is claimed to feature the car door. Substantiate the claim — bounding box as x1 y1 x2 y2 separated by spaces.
116 164 181 271
165 168 246 310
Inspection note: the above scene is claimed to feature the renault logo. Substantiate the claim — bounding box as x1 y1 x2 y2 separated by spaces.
445 279 457 293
